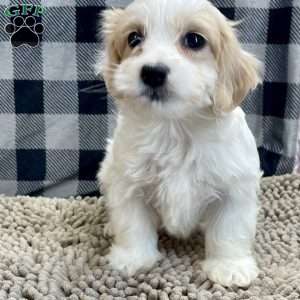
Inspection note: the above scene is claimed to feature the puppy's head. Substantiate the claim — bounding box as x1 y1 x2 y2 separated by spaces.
100 0 261 119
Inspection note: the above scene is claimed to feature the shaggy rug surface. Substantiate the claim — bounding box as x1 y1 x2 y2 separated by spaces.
0 175 300 300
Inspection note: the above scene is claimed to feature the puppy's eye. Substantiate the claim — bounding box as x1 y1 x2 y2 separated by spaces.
183 32 207 50
128 31 144 48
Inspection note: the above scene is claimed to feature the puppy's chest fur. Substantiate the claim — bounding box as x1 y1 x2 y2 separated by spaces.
126 120 222 228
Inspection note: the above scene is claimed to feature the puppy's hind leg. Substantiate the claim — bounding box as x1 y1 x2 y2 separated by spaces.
201 180 259 287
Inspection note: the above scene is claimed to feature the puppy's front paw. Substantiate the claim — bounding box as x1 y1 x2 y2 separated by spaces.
106 245 162 276
201 256 258 287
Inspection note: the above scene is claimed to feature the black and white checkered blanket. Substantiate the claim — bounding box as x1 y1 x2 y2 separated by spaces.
0 0 299 196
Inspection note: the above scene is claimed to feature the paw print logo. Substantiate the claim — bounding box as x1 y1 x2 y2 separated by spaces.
4 16 44 48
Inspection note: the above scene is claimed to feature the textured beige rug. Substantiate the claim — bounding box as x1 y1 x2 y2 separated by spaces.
0 175 300 300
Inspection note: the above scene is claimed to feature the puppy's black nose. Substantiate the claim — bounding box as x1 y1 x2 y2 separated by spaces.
141 64 170 88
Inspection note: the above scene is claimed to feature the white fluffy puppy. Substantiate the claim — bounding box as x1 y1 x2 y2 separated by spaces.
97 0 262 287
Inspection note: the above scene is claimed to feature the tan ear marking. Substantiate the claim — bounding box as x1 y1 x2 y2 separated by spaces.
212 13 261 113
100 8 125 94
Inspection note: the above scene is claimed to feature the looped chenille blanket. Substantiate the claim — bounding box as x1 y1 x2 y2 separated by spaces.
0 175 299 299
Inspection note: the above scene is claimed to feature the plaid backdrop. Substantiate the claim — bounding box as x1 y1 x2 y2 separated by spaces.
0 0 299 197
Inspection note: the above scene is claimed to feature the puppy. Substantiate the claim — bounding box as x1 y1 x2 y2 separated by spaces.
97 0 261 287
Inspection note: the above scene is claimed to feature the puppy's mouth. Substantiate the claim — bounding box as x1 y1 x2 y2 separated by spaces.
141 88 169 102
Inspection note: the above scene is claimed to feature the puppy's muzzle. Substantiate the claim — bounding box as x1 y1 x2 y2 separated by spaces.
140 64 170 101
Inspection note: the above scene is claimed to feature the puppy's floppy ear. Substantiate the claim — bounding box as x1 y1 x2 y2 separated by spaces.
212 13 262 114
97 8 125 91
